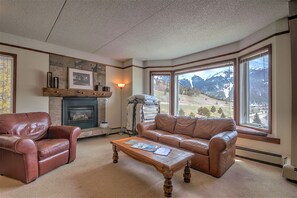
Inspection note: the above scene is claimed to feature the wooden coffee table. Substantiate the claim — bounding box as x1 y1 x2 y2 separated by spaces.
111 136 194 197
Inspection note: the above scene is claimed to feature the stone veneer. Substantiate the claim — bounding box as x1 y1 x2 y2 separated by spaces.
49 54 106 126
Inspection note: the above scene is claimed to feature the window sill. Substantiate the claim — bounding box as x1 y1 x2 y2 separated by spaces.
236 126 280 144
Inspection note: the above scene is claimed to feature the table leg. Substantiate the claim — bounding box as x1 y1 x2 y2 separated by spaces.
183 161 191 183
163 170 173 197
112 145 118 163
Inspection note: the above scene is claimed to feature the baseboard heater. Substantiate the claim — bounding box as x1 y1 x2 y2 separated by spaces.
236 146 283 167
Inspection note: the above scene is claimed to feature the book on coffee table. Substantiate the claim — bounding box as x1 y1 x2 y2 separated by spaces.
128 141 159 152
154 147 171 156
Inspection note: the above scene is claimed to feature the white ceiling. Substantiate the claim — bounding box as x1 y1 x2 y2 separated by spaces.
0 0 289 62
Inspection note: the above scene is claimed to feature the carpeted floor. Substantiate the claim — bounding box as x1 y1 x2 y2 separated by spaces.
1 134 297 198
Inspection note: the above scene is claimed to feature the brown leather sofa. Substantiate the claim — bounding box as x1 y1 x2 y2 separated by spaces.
137 114 237 177
0 112 81 183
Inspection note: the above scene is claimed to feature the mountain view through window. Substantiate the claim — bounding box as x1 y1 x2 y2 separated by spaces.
240 53 269 129
176 65 234 118
151 74 170 114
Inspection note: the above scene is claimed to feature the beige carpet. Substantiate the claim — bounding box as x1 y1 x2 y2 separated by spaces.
1 134 297 198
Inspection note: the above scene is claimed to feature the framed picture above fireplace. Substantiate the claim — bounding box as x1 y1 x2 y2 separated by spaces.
68 68 93 90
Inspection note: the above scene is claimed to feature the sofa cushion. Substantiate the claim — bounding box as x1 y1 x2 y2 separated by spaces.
159 134 191 148
142 129 171 141
193 118 236 139
180 138 209 156
174 116 196 136
155 114 176 133
36 139 69 161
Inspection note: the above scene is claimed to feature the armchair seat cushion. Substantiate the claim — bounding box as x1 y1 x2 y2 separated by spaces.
159 134 191 147
142 129 171 141
180 138 209 156
36 139 69 161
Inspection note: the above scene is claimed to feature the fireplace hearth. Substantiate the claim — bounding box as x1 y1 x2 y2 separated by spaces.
62 97 98 129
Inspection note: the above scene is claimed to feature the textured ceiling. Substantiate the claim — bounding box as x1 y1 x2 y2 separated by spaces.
0 0 289 62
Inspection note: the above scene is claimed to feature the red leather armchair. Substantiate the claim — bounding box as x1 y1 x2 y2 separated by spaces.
0 112 81 183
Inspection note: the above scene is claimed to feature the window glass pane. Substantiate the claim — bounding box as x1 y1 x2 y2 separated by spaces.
0 55 14 114
151 75 170 114
176 65 234 118
240 54 269 129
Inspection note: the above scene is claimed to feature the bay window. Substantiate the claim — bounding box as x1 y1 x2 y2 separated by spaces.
149 45 272 134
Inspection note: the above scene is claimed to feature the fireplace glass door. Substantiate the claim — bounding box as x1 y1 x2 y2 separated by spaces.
63 97 98 129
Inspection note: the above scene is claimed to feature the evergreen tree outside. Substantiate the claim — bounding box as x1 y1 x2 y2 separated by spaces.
179 108 185 116
221 112 226 118
202 107 211 117
253 113 262 124
218 107 223 114
210 105 216 113
197 107 203 115
189 112 196 118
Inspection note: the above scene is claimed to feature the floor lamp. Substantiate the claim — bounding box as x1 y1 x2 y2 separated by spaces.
117 83 125 135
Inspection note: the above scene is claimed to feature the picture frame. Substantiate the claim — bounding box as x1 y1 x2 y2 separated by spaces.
68 68 93 90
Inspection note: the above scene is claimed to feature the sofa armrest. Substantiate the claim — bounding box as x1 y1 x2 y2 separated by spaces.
48 126 81 162
136 121 156 136
0 134 37 154
209 131 237 177
209 131 237 151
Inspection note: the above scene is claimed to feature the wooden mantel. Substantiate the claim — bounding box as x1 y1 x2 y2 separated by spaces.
43 88 112 98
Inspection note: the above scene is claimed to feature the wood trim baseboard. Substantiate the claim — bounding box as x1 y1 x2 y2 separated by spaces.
236 155 282 168
236 146 282 157
238 133 280 144
0 30 289 71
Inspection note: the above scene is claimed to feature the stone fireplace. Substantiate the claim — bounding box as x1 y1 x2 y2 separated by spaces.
62 97 98 129
49 54 106 129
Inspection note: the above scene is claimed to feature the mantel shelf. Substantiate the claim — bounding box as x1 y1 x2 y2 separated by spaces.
43 88 112 98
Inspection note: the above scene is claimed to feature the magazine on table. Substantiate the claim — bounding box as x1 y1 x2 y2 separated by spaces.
154 147 171 156
125 140 159 152
125 139 139 145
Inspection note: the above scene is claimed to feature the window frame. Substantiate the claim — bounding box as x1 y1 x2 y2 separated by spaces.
174 60 236 118
149 71 173 115
0 51 17 113
237 45 272 133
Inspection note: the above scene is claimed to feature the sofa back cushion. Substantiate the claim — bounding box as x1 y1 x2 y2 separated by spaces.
0 112 51 140
174 116 196 136
155 114 176 133
193 118 236 139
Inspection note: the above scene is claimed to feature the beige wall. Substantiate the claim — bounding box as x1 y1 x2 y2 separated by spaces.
0 44 49 113
105 66 123 128
132 66 144 95
122 67 133 128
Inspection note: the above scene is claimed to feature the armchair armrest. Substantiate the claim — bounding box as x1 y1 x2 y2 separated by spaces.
47 126 81 162
0 134 37 154
47 126 81 140
0 135 38 183
136 121 156 136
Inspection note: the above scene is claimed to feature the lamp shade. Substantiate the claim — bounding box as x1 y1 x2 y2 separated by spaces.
117 83 125 88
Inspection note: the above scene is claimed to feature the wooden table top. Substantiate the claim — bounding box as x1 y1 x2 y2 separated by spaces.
111 136 194 172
